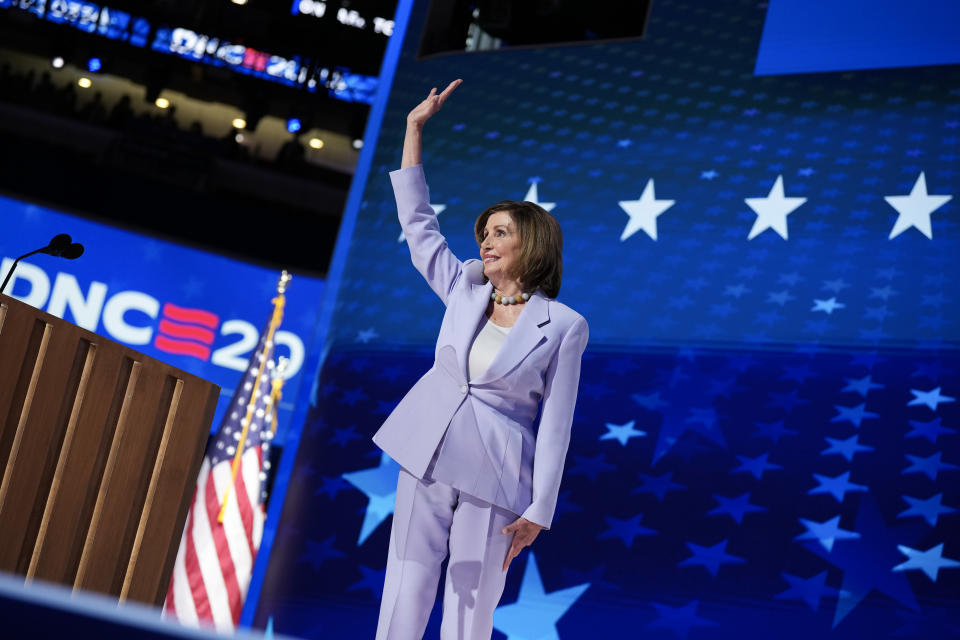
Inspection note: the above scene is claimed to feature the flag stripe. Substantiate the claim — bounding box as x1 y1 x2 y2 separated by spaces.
204 463 244 625
183 479 214 623
234 449 258 559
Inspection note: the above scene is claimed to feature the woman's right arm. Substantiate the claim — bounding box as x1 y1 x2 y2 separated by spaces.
391 81 465 304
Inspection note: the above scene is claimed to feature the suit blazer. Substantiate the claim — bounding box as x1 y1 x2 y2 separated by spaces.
372 164 589 529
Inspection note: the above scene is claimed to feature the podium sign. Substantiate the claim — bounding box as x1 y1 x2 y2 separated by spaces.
0 293 219 606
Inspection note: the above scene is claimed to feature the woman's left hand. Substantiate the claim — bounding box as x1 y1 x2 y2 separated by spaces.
502 518 545 571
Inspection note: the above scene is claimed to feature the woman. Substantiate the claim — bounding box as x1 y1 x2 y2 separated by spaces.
373 79 589 640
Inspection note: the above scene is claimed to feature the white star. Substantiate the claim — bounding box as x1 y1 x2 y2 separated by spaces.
744 175 806 240
523 181 555 212
811 298 845 315
885 172 952 240
494 553 589 640
398 203 447 242
600 420 647 446
618 179 675 241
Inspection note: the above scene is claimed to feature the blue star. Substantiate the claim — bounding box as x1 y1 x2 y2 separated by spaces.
831 403 879 428
678 539 746 577
766 390 809 411
752 419 797 444
733 452 781 480
348 565 386 598
647 600 717 639
898 493 957 526
906 417 956 443
331 425 362 446
893 543 960 581
775 571 840 612
632 390 669 410
600 420 647 446
841 375 884 397
780 364 817 384
908 386 956 411
812 297 845 314
554 490 583 519
808 471 868 503
821 434 874 462
342 451 401 545
806 496 919 626
707 492 765 524
849 350 886 370
355 327 379 343
315 475 350 499
493 553 589 640
767 290 796 306
633 471 686 501
567 453 616 482
795 515 860 551
822 278 851 293
597 513 657 547
902 452 959 481
298 535 346 570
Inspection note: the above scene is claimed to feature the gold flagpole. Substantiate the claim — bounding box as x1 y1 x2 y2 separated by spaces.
218 271 291 524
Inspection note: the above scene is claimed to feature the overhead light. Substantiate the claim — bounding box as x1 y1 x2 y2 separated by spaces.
51 56 64 69
232 117 247 129
231 0 248 4
155 97 170 109
308 138 324 149
87 57 102 73
352 138 363 150
77 77 92 88
286 118 301 133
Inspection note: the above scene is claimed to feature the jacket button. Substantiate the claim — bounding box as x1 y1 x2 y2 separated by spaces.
460 385 468 394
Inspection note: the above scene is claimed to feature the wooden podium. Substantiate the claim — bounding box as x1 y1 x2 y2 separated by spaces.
0 294 219 607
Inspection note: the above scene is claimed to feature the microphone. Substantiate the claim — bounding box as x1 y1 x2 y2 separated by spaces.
1 234 86 296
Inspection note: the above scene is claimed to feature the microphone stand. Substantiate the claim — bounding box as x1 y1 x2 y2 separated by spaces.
0 247 51 296
1 235 83 296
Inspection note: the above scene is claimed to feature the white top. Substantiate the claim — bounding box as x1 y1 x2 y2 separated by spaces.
468 318 512 381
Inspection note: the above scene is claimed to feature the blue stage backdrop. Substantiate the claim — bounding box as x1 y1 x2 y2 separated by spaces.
0 197 325 444
253 0 959 638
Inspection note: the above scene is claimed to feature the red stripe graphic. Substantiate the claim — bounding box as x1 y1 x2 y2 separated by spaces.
162 303 219 329
204 465 243 624
154 335 212 360
158 318 216 345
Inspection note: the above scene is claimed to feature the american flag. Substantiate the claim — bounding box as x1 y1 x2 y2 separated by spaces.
163 274 289 630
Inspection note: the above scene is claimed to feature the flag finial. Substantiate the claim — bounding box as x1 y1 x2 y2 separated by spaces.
277 270 291 294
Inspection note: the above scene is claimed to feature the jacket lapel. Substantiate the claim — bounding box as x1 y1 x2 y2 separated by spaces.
468 290 550 385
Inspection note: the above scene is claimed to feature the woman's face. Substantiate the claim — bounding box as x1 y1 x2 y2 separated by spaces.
480 211 521 284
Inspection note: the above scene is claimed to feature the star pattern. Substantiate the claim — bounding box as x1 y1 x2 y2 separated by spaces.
617 179 675 241
493 553 589 640
744 175 807 240
893 543 960 581
885 172 953 240
599 420 647 446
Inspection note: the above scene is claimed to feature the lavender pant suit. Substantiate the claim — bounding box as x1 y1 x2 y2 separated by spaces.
372 165 589 640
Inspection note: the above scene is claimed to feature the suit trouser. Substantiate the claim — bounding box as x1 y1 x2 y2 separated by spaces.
375 467 516 640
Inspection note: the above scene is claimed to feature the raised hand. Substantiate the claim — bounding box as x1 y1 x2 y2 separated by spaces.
407 79 462 128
